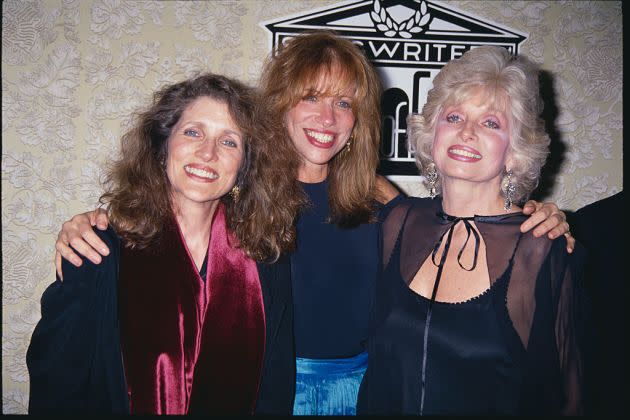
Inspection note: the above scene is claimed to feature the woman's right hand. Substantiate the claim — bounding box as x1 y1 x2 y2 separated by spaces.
55 208 111 279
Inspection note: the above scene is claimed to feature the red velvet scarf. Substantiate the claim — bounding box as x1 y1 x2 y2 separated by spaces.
118 203 265 414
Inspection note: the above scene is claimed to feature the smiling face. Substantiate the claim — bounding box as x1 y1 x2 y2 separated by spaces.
432 88 513 191
285 68 356 182
166 96 244 210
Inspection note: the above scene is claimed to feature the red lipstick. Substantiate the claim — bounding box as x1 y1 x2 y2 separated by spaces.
303 128 335 149
447 145 482 162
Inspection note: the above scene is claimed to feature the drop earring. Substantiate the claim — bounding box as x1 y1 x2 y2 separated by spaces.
230 185 240 201
344 134 353 154
502 169 515 211
425 162 438 199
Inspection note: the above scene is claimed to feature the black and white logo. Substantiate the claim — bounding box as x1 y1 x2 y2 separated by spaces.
263 0 526 179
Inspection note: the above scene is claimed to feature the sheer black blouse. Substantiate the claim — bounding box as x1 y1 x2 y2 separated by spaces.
357 197 587 415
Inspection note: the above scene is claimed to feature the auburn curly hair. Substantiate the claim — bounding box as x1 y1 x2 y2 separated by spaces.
100 73 259 251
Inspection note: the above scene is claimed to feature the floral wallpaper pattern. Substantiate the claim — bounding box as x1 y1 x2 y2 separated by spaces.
2 0 622 413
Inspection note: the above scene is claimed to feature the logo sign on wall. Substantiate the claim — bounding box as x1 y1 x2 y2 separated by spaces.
263 0 527 180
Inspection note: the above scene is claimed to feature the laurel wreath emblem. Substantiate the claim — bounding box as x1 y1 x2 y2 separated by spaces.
371 0 431 39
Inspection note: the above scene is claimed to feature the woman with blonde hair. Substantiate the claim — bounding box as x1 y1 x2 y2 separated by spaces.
51 33 573 415
357 46 586 415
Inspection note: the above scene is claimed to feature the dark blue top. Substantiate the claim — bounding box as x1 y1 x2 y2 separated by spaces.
291 179 400 358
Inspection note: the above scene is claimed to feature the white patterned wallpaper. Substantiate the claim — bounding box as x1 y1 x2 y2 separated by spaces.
1 0 622 413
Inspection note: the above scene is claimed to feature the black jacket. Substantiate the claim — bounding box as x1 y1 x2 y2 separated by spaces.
255 255 296 414
26 227 296 415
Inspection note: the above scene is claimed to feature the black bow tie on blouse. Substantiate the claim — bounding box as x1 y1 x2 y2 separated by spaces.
432 211 481 273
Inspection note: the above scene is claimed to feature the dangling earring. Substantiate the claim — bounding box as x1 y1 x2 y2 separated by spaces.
425 162 438 199
344 134 353 154
502 169 515 211
230 185 240 201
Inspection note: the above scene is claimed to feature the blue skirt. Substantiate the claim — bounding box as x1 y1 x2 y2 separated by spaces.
293 351 368 415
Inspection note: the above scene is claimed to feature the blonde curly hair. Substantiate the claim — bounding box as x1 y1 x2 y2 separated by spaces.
407 46 550 203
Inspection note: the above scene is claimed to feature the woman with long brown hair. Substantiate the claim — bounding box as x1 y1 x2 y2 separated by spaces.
50 31 572 415
27 74 267 414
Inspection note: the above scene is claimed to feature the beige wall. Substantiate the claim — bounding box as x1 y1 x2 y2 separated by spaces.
2 0 622 413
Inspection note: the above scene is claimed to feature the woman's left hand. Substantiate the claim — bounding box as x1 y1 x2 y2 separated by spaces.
520 200 574 253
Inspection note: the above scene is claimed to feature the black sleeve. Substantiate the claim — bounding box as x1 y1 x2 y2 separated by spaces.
521 238 588 415
254 255 296 415
551 240 588 415
26 227 129 414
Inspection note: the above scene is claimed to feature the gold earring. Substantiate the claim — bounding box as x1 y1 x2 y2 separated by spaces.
345 134 354 153
230 185 240 201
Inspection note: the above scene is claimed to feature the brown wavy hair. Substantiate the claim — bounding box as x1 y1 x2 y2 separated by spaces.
237 31 383 259
99 73 258 250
